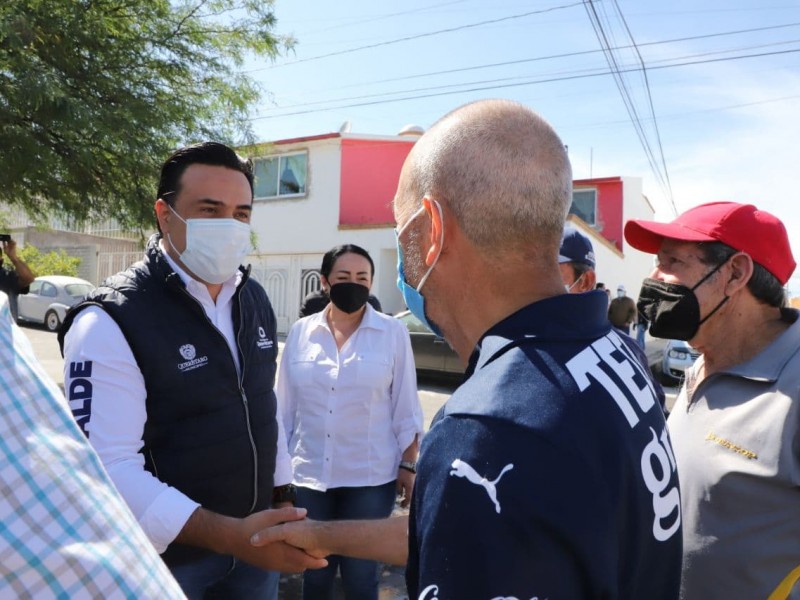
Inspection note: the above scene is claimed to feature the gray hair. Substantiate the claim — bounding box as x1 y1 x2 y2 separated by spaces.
397 99 572 253
698 241 786 308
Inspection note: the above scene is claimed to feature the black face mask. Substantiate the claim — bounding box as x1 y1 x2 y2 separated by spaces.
329 282 370 314
637 261 729 341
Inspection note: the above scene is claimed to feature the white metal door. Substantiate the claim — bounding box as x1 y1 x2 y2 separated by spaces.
249 254 323 335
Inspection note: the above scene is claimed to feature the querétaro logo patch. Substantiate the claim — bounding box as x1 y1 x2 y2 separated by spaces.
257 325 274 350
177 343 208 372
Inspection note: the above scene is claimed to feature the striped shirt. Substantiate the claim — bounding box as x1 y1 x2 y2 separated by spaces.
0 293 185 599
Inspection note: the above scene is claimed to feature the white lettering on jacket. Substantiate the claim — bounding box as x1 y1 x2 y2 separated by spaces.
419 585 548 600
177 343 209 372
68 360 93 437
565 331 681 542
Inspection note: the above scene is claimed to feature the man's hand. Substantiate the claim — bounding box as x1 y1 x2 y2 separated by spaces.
250 518 331 559
2 239 17 259
250 515 411 566
177 506 328 573
233 508 329 572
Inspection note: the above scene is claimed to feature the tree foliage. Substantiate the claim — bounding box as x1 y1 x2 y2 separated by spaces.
18 244 81 276
0 0 289 230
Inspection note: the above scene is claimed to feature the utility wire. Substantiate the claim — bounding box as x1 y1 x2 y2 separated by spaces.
251 47 800 119
587 0 663 197
583 0 673 210
570 94 800 129
247 1 586 71
611 0 676 214
299 1 471 36
274 21 800 94
255 39 800 115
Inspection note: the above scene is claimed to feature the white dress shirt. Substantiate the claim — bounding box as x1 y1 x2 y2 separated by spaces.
63 242 291 554
277 304 423 491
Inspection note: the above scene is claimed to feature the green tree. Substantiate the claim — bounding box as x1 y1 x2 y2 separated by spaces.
17 245 81 276
0 1 289 230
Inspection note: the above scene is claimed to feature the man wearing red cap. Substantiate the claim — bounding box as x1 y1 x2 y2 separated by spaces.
624 201 800 600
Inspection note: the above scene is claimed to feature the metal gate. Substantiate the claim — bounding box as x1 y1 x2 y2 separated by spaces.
96 251 144 285
249 254 323 335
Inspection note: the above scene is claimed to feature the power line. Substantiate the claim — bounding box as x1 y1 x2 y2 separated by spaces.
251 46 800 119
567 94 800 129
267 21 800 106
246 1 586 72
584 0 672 205
255 39 800 115
611 0 676 214
298 1 472 36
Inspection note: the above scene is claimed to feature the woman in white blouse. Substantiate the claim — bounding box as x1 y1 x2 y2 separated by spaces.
277 244 423 600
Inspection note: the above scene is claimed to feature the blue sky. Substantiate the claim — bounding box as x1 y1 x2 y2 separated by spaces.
245 0 800 296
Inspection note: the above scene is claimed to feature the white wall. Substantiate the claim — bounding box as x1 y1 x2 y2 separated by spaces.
573 177 656 302
619 176 658 300
250 137 343 255
247 137 404 332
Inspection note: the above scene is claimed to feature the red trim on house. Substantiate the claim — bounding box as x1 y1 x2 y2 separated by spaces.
273 132 341 145
573 176 622 186
573 177 624 251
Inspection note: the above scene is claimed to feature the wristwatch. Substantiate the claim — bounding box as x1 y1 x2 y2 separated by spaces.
399 460 417 474
272 484 297 505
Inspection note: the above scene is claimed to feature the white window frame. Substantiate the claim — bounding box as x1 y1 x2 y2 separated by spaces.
253 151 308 200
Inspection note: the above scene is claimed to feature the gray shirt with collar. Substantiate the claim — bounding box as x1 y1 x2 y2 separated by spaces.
668 308 800 600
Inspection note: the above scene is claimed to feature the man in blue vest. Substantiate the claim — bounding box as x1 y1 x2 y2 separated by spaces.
60 142 324 598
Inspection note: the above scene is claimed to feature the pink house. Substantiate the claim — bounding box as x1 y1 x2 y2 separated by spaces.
247 130 656 332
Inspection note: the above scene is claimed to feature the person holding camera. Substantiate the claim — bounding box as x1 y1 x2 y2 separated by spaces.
0 236 35 321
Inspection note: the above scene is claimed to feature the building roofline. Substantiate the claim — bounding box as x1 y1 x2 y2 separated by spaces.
272 132 341 145
573 176 623 186
566 214 623 258
268 132 421 146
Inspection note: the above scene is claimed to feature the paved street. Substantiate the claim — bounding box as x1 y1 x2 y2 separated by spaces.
21 323 66 392
20 324 673 600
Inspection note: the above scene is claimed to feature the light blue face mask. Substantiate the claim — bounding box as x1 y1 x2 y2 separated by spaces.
395 201 444 337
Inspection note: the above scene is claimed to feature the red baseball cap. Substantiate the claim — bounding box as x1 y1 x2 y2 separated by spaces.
624 201 796 285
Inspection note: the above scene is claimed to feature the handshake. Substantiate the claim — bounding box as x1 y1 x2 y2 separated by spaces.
240 507 408 572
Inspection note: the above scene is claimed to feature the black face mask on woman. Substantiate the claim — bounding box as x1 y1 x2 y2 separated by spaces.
637 260 730 341
328 282 370 314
